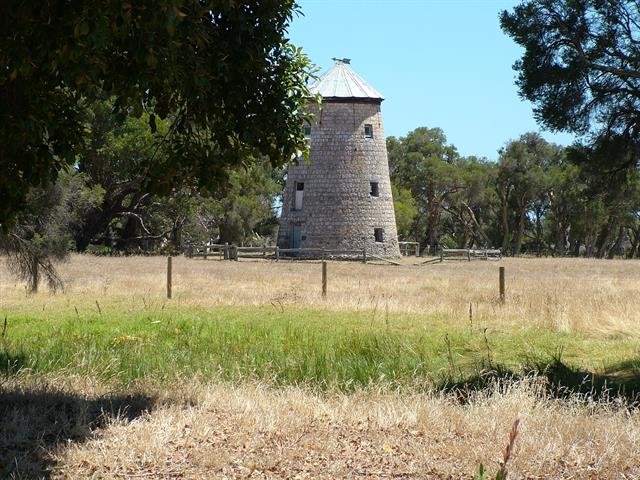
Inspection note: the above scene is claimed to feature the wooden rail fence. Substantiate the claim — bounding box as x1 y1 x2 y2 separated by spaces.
186 244 374 262
439 247 502 262
398 241 420 257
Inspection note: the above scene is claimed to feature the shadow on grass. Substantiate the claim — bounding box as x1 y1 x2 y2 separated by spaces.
0 383 156 479
441 354 640 406
0 351 28 376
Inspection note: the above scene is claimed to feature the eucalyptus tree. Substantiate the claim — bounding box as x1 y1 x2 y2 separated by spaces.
496 133 557 255
0 171 103 292
391 185 418 241
441 157 497 249
501 0 640 176
74 98 284 252
388 127 462 253
0 0 313 228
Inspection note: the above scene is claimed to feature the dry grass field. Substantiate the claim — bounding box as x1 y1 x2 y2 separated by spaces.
4 254 640 336
2 255 640 478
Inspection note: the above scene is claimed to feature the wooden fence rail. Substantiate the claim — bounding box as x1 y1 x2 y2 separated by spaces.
398 241 420 257
186 244 376 262
186 243 501 264
440 247 502 262
186 244 227 259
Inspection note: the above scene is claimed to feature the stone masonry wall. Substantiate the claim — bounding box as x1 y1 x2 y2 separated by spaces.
278 100 400 258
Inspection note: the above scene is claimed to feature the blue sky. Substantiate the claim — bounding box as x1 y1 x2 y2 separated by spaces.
289 0 575 161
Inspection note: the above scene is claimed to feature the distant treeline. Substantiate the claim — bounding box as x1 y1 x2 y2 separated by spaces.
389 128 640 259
6 100 640 261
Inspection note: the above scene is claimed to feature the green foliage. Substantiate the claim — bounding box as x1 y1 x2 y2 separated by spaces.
496 133 561 255
70 98 283 252
474 419 519 480
500 1 640 255
0 170 104 292
474 464 507 480
3 302 640 391
190 162 284 246
388 128 496 251
500 0 640 174
391 185 417 240
0 0 314 228
388 127 461 251
388 125 640 258
73 97 170 251
474 464 490 480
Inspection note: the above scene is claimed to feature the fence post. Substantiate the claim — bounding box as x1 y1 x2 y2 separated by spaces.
322 260 327 298
499 266 505 304
167 256 172 299
440 248 444 263
275 246 280 262
224 242 229 260
467 250 471 262
415 243 420 257
203 245 208 260
187 245 193 258
362 246 367 264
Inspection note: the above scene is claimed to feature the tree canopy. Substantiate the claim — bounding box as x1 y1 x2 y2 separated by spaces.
73 98 283 253
386 126 640 258
500 0 640 171
0 0 313 228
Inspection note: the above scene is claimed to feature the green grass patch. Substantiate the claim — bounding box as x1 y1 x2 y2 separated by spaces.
1 305 639 392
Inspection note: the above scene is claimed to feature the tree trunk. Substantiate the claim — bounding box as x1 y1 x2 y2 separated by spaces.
29 257 39 294
219 217 242 245
171 219 184 253
585 235 594 257
534 206 545 256
500 192 510 254
568 227 581 256
554 221 566 256
424 194 441 253
513 209 526 256
607 225 625 259
627 227 640 258
572 240 581 257
462 201 490 248
595 222 613 258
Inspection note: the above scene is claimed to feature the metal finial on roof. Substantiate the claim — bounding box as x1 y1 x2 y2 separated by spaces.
331 57 351 64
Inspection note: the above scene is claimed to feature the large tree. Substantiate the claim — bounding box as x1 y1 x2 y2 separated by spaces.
442 157 497 249
500 0 640 172
496 133 559 255
388 128 498 252
74 98 284 253
0 0 313 228
388 127 462 253
0 170 103 292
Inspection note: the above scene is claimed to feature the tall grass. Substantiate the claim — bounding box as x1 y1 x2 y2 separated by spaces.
3 304 639 392
3 254 640 337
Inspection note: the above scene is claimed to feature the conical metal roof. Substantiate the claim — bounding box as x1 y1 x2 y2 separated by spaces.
309 59 384 101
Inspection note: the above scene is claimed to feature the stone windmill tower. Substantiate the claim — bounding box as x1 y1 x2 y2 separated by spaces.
277 59 400 258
